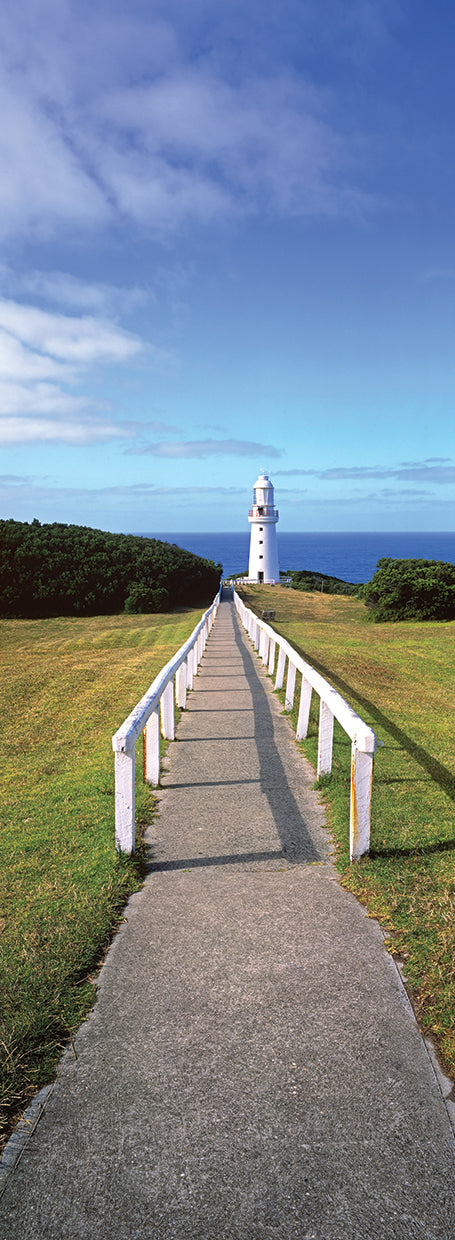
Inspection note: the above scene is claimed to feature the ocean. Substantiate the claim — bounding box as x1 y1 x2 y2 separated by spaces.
139 531 455 584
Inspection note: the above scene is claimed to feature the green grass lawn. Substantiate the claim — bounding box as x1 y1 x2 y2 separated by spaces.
0 608 204 1149
238 585 455 1073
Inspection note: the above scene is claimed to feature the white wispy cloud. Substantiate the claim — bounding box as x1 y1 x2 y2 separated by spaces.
0 381 88 417
0 472 32 484
275 460 455 484
0 476 248 510
0 297 146 444
392 464 455 484
0 268 152 317
0 329 76 384
98 70 352 226
0 1 378 241
129 438 282 459
399 457 451 466
0 417 128 445
0 300 142 364
1 473 453 531
0 68 109 240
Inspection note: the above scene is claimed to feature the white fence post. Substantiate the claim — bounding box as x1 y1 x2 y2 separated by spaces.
186 650 194 691
350 744 374 861
176 661 187 709
275 646 286 690
160 678 175 740
317 700 334 776
285 661 296 711
115 748 135 853
296 679 312 740
144 707 160 786
268 638 276 677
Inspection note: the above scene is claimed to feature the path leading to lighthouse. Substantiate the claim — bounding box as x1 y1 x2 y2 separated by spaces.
1 592 455 1239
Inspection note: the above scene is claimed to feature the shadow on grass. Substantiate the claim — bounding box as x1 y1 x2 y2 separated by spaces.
287 639 455 803
369 837 455 861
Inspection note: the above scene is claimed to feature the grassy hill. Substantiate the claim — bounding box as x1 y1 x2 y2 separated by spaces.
238 584 455 1074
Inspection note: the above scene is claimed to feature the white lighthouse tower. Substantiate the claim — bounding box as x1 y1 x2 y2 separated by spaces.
247 471 279 583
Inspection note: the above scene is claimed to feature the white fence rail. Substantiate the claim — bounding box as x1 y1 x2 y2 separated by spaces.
233 589 377 860
112 591 221 853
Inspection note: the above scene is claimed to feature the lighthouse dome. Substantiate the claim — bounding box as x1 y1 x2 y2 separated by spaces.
252 472 274 505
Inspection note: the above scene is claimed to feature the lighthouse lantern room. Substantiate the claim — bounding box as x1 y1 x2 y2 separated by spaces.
247 471 279 583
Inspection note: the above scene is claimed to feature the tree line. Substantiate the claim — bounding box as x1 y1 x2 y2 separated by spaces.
287 568 359 596
0 520 222 617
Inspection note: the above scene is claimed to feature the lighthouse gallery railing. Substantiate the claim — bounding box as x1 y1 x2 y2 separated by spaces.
233 588 377 861
248 507 278 519
112 590 221 854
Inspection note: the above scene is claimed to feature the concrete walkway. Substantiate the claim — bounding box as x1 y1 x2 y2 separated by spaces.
1 593 455 1239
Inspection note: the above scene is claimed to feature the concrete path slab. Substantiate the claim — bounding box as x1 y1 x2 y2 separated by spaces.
1 593 455 1239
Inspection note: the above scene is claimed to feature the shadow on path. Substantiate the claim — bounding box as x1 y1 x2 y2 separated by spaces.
231 606 321 863
148 848 285 872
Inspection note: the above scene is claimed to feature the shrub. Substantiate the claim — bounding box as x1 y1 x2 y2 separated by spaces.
124 583 170 613
361 557 455 622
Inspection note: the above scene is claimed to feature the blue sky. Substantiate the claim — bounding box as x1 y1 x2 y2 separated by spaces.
0 0 454 533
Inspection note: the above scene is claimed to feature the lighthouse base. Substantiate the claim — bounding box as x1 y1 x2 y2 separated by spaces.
247 521 279 584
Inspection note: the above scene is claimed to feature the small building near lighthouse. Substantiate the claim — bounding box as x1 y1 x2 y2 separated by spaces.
247 471 279 583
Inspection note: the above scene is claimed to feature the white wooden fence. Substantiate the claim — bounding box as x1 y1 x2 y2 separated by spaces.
112 591 221 854
233 589 377 860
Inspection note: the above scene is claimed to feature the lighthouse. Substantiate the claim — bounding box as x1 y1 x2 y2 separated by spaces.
247 471 279 583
